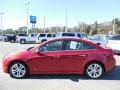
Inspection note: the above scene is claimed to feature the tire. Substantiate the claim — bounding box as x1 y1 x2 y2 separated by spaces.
10 40 15 43
20 39 26 44
9 62 29 79
85 62 104 79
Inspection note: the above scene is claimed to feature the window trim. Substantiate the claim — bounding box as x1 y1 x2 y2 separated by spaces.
62 40 97 51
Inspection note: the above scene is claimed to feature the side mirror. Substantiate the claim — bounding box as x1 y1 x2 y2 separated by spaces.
96 43 101 45
27 47 34 51
39 47 46 52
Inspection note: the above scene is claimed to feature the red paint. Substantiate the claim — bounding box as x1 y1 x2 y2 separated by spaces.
2 38 116 75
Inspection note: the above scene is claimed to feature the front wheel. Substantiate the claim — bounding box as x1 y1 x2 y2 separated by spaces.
10 39 15 43
20 39 26 44
9 62 29 79
85 62 104 79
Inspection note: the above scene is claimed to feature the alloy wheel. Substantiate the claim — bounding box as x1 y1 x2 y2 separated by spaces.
86 63 103 79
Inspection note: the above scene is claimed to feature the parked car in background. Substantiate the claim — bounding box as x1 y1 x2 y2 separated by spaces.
1 34 9 42
0 35 2 41
36 33 55 43
107 34 120 54
89 34 110 46
6 34 16 43
55 32 87 39
2 38 115 79
16 33 37 44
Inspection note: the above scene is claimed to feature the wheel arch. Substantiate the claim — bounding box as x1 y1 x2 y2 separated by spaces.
8 60 29 74
84 60 105 74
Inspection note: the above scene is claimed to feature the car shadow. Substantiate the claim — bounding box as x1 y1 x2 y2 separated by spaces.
27 65 120 82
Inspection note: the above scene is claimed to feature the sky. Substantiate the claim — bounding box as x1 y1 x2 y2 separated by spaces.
0 0 120 29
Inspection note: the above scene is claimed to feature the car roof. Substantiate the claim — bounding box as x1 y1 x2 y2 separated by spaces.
56 32 86 34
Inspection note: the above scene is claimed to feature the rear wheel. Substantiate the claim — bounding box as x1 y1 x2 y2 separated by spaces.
9 62 29 79
85 62 104 79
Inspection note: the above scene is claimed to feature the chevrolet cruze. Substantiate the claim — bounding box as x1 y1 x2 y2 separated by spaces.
2 38 116 79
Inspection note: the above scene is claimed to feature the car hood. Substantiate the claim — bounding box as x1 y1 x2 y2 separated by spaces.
3 49 32 61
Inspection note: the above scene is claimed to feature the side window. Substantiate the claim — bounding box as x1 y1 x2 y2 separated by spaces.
53 34 55 37
39 40 63 52
77 34 81 38
64 40 82 50
64 40 96 50
62 33 75 37
81 43 96 50
31 34 34 37
39 34 46 37
47 34 52 37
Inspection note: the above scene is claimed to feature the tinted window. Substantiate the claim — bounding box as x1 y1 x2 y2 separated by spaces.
77 34 81 38
64 40 96 50
39 34 46 37
3 35 6 36
18 34 27 36
110 35 120 40
47 34 52 37
31 34 34 37
62 33 75 37
31 34 36 37
39 40 63 52
53 34 55 37
82 43 96 50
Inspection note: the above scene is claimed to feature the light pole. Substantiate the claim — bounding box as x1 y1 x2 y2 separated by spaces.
25 1 30 35
65 0 68 32
0 12 4 34
113 19 115 34
43 14 46 33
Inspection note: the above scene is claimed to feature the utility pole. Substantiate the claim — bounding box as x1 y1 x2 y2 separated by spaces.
65 0 68 32
0 12 4 34
43 14 46 33
25 1 30 35
113 19 115 34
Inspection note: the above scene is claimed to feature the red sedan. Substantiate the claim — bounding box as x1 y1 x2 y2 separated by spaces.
2 38 116 79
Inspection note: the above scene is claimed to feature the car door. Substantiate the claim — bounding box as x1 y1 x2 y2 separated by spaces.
28 40 64 74
59 40 91 73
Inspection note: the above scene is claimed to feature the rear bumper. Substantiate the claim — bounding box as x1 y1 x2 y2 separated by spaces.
105 55 116 72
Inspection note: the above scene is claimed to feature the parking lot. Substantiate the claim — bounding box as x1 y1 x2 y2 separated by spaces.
0 42 120 90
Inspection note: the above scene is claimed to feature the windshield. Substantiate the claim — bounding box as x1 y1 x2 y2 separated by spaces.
110 35 120 40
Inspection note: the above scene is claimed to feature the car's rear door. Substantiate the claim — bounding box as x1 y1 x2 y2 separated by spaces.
59 40 94 73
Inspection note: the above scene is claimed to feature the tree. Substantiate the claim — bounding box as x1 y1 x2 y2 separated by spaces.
18 26 27 34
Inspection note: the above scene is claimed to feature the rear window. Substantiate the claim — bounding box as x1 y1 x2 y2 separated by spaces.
62 33 75 37
39 34 46 37
110 35 120 40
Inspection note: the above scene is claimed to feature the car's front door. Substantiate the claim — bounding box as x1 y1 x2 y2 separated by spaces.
28 40 64 74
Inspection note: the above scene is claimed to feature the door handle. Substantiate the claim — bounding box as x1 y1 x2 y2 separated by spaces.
52 55 61 58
